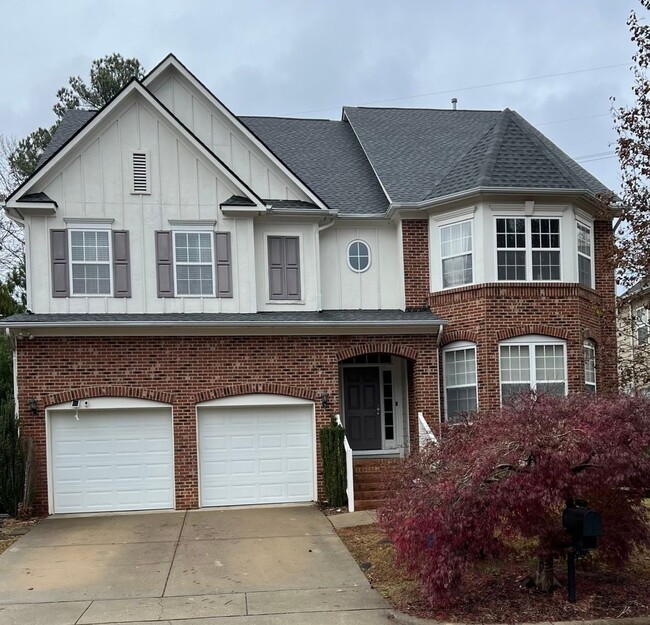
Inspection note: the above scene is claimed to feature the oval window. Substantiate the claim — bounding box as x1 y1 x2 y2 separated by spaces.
347 240 371 273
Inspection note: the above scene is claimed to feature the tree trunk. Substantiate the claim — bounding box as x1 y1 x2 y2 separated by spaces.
535 554 558 592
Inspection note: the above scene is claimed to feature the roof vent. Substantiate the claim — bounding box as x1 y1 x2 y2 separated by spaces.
131 151 150 194
451 98 458 111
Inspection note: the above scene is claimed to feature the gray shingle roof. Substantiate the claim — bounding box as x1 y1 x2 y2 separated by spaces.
32 101 611 216
3 310 443 326
240 117 389 215
37 109 97 167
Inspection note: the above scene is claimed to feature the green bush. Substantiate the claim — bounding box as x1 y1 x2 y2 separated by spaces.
320 421 347 507
0 400 25 517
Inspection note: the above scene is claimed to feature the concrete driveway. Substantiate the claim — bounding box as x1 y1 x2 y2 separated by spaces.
0 505 391 625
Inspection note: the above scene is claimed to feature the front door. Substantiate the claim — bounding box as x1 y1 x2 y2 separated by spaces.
343 367 381 450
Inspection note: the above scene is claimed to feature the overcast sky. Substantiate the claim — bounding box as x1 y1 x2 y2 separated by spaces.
0 0 642 193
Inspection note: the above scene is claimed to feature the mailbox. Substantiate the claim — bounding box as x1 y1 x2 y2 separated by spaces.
562 504 603 551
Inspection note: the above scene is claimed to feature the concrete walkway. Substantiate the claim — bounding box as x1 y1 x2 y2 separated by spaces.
0 505 391 625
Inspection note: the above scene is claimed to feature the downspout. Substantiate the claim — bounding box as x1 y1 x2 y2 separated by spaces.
436 323 444 441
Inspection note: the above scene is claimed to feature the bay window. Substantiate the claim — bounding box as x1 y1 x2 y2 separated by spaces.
440 220 473 288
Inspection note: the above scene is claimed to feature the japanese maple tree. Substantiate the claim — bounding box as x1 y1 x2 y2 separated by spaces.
379 393 650 605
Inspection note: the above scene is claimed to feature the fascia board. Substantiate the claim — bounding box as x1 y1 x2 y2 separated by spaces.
144 54 330 210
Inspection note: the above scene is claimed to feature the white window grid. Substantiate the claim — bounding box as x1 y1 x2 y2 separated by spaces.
440 220 473 288
499 339 567 403
173 231 215 297
576 221 593 288
443 344 478 423
495 217 562 282
69 229 112 296
347 240 371 273
583 340 596 393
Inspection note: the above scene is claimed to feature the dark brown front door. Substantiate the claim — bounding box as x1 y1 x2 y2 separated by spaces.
343 367 381 450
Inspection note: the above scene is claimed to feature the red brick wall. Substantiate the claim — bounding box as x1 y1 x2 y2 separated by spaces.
16 334 439 515
402 220 430 309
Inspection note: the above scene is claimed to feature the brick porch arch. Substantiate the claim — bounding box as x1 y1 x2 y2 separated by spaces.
42 386 175 407
336 342 418 362
195 383 319 404
495 325 571 342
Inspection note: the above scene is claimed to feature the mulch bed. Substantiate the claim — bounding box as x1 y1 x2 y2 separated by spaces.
337 524 650 623
0 517 38 556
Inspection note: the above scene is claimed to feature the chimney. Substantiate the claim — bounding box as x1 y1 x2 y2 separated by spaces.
451 98 458 111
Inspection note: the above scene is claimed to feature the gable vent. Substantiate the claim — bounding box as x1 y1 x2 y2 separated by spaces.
131 151 150 194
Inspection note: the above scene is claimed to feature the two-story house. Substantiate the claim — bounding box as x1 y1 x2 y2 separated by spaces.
3 55 617 516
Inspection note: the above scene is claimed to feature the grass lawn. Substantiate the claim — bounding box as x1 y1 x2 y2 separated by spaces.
337 523 650 623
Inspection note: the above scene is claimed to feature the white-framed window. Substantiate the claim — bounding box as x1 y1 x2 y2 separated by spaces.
347 240 371 273
577 221 593 288
173 231 214 296
499 336 567 404
69 229 112 295
496 217 561 282
584 339 596 393
443 342 478 423
636 306 649 346
440 220 473 288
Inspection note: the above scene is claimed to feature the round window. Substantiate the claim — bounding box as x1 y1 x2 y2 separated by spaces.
347 240 371 273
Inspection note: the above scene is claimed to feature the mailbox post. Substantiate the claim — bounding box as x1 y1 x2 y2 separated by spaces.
562 500 603 603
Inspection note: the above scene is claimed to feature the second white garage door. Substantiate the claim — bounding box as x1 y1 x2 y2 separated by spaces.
198 400 315 507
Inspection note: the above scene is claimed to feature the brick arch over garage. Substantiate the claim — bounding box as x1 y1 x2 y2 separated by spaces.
336 343 418 362
43 386 175 408
195 383 319 404
495 325 571 342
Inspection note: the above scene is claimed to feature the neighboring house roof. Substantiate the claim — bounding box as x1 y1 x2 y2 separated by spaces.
621 278 650 300
30 95 612 216
37 109 97 167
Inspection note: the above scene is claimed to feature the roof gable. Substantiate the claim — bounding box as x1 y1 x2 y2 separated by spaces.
143 55 328 209
6 81 265 210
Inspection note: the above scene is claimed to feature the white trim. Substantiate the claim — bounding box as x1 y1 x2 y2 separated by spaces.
63 218 115 227
346 239 372 273
440 218 474 289
168 220 217 231
576 219 595 288
583 339 597 393
48 397 173 411
432 205 477 224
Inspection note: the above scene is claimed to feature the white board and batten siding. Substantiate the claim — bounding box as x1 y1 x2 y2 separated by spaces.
47 398 175 514
197 395 316 507
319 225 404 310
26 95 257 315
149 72 311 204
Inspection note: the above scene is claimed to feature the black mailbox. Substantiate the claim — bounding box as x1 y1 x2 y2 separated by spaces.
563 505 603 550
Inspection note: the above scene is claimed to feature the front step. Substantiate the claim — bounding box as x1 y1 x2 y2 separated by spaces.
352 457 402 511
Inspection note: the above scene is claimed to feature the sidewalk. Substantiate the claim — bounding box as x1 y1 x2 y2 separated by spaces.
327 509 377 529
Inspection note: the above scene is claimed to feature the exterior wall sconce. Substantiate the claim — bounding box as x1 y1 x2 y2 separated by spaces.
28 398 38 415
320 391 330 409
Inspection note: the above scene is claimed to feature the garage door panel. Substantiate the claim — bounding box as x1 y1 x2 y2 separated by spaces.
50 409 174 514
199 403 314 507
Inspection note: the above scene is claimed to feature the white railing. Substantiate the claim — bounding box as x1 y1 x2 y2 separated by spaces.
335 414 355 512
418 411 438 447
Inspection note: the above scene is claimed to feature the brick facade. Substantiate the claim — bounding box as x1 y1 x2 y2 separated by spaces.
402 219 430 309
17 334 439 515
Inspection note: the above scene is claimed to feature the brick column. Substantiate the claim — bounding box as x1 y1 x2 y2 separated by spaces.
402 219 430 309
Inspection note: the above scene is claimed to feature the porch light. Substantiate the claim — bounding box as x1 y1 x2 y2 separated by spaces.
28 398 38 415
320 391 330 409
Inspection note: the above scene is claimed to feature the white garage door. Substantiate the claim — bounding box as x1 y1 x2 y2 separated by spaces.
198 403 314 507
50 408 174 514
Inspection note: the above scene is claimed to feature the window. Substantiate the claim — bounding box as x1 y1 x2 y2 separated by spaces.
441 220 473 288
496 217 561 281
70 230 112 295
499 337 566 403
577 222 593 288
173 232 214 296
636 306 649 346
584 340 596 393
443 344 478 423
268 236 301 300
347 240 371 273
